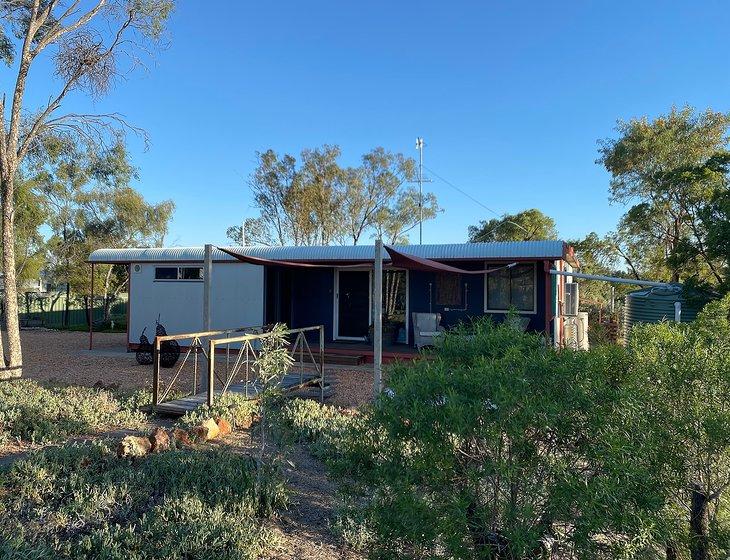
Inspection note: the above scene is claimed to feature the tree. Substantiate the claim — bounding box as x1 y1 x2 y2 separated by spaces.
342 147 415 245
31 135 174 321
468 208 558 242
227 145 438 246
598 106 730 284
371 187 439 245
0 0 174 378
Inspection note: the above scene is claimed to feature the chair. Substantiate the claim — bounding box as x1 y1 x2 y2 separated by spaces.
412 312 446 349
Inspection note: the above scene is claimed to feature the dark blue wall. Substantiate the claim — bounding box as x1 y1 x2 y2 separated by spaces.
289 267 335 342
270 261 551 347
407 260 549 341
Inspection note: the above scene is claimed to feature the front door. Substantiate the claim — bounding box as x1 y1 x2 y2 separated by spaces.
336 270 370 339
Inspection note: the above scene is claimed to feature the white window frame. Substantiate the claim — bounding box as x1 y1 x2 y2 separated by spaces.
483 262 537 315
154 266 204 282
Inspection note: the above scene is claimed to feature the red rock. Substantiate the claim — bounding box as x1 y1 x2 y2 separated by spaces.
148 427 170 453
216 418 232 436
191 418 220 440
172 428 190 446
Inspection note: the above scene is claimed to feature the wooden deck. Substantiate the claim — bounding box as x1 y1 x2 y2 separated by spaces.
153 372 324 416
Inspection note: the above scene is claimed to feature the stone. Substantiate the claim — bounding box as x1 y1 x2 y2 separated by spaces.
172 428 191 446
191 418 220 440
117 435 152 458
149 427 170 453
216 418 232 436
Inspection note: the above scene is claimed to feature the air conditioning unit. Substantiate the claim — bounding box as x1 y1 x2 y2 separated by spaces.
564 282 579 317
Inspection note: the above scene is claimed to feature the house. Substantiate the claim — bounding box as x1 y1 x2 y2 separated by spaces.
88 240 579 359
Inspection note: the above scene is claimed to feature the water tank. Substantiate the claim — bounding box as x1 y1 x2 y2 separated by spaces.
623 284 705 343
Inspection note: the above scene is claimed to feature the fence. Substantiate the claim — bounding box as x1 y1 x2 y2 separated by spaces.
17 298 127 329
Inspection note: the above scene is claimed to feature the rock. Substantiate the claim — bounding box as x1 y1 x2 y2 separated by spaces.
237 413 254 430
149 427 170 453
216 418 232 436
171 428 191 446
117 435 152 458
191 418 220 440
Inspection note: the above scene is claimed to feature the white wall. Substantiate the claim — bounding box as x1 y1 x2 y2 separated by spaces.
128 262 264 343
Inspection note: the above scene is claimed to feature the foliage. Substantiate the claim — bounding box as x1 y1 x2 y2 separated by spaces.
32 135 174 306
0 380 146 445
179 392 258 430
327 319 672 559
468 208 558 242
598 106 730 285
0 0 175 374
0 439 285 559
270 398 356 463
626 295 730 558
226 146 439 246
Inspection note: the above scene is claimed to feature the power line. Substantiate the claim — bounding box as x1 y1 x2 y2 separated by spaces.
422 164 531 237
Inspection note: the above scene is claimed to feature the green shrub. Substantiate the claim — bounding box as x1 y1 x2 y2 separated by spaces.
179 392 258 430
333 318 666 559
0 380 146 444
270 398 356 463
0 439 287 559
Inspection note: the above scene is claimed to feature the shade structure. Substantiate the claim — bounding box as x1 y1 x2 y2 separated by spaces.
219 245 516 275
384 245 516 275
217 246 372 268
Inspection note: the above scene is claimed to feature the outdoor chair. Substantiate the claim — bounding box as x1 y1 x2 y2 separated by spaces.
412 312 446 349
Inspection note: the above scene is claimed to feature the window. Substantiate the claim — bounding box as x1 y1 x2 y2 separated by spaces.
179 267 203 280
154 266 204 281
485 263 536 313
436 272 462 306
154 267 178 280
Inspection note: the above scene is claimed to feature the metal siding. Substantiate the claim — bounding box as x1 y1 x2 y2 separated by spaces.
89 240 568 264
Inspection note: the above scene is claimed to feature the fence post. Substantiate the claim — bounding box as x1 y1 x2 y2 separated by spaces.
153 337 160 406
319 325 325 403
207 339 215 407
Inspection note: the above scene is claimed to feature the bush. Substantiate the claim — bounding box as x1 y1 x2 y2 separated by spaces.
333 318 667 559
270 398 357 463
179 392 258 430
0 439 286 559
0 380 146 444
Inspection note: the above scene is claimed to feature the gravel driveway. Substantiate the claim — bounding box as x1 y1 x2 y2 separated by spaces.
16 329 377 407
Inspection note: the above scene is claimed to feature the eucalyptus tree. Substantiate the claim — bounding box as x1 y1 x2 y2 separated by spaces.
0 0 173 378
228 145 439 247
468 208 559 243
598 106 730 285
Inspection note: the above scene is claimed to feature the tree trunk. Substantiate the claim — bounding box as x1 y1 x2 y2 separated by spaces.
666 541 679 560
690 484 709 560
1 173 23 379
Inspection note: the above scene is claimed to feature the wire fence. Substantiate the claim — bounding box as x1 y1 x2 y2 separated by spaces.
17 297 128 329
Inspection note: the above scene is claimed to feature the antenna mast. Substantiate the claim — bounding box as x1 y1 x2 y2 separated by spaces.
414 137 432 244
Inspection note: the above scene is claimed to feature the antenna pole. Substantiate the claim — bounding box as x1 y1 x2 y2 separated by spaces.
416 137 424 244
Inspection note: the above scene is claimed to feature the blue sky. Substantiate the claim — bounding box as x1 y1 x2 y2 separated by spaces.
22 1 730 246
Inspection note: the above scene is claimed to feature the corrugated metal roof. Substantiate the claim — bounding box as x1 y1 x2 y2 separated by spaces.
88 240 570 264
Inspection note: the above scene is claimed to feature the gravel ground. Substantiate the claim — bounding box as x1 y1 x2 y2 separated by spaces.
16 329 378 407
